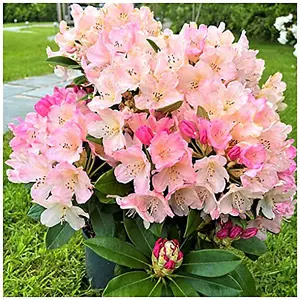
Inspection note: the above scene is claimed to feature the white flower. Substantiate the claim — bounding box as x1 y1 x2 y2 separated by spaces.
293 43 297 57
39 196 89 230
274 14 293 31
278 30 288 45
289 24 297 39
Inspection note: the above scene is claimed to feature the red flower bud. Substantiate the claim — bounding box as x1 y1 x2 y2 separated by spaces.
241 227 258 239
216 228 229 239
152 238 183 277
179 120 198 138
229 225 243 239
135 125 154 146
220 219 233 229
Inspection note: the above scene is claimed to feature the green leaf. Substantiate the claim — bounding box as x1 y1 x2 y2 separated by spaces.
230 263 256 296
90 205 115 237
124 216 156 257
94 169 133 196
94 190 116 204
149 222 164 237
232 237 267 257
73 75 87 85
230 217 247 229
84 236 149 269
197 105 209 119
103 271 155 296
45 223 75 250
175 273 241 297
157 101 183 114
182 249 242 277
27 204 45 221
45 56 79 67
184 209 202 238
169 277 199 296
245 253 259 261
146 38 161 52
161 282 173 296
86 134 103 145
148 278 163 296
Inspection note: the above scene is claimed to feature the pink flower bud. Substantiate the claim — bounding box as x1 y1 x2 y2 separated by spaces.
152 238 183 277
229 225 243 239
228 145 241 161
197 118 210 144
216 228 229 239
240 228 258 239
34 96 53 117
220 219 232 229
135 125 154 146
179 120 198 138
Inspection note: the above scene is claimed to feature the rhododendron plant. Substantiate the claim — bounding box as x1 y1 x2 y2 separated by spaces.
6 3 296 297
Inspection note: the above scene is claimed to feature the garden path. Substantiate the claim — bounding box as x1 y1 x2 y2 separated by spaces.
3 74 66 131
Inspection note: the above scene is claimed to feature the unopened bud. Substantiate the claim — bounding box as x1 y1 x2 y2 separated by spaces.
216 228 229 239
152 238 183 277
228 145 241 161
179 120 198 139
135 125 154 146
229 225 243 239
240 227 258 239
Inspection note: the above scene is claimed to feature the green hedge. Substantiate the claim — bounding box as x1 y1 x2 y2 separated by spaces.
146 3 297 42
4 3 57 23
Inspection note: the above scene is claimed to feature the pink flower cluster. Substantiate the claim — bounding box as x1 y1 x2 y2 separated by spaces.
6 87 99 230
7 4 296 239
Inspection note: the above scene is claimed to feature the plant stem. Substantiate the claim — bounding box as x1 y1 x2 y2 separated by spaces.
89 161 107 178
87 156 95 175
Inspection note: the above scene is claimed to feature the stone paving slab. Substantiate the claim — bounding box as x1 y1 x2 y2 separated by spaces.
3 73 69 131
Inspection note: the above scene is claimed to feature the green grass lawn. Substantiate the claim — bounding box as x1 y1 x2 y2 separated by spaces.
3 25 59 82
3 38 297 296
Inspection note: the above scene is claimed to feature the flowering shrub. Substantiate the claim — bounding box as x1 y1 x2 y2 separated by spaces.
6 3 296 297
274 13 297 56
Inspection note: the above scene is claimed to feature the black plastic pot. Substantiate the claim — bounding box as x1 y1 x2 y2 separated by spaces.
83 231 115 289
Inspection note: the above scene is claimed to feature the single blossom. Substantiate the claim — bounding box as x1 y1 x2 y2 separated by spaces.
207 119 232 151
194 155 229 194
114 145 151 194
47 162 93 204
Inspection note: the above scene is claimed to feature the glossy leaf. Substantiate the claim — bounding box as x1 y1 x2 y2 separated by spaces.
157 101 183 114
232 237 267 256
169 277 199 296
86 134 103 145
27 204 45 221
94 169 133 196
103 271 155 296
124 216 156 256
149 222 164 237
148 279 163 296
45 223 75 249
184 209 202 238
182 249 242 277
230 263 257 296
90 205 115 237
146 38 161 52
45 56 79 67
73 75 87 85
84 236 149 269
94 190 116 204
175 273 242 297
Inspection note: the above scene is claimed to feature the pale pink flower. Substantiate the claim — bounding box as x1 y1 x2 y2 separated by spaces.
39 196 89 230
152 151 195 193
200 46 236 82
239 144 266 169
114 145 151 194
207 119 232 151
194 155 229 194
241 164 279 193
47 162 93 204
134 71 183 110
47 123 83 163
116 191 174 223
87 108 126 154
206 22 235 47
149 131 187 170
218 184 263 215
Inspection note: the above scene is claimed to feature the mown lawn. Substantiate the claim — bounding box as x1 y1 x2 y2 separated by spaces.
3 25 58 82
3 32 297 296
